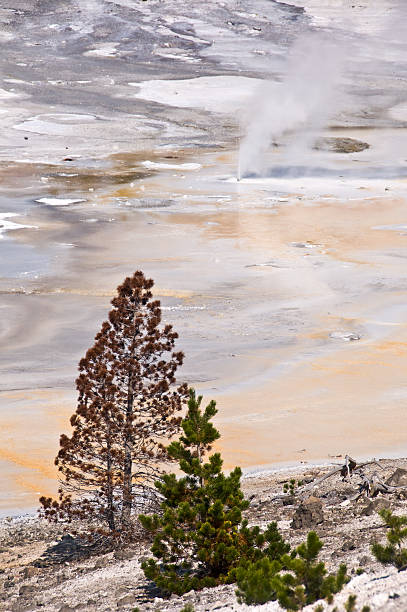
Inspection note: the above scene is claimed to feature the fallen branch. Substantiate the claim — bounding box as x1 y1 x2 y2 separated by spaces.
269 456 406 504
356 471 407 498
299 455 359 494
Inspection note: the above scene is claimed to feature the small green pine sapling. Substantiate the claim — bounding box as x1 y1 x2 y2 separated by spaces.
273 531 348 610
236 530 348 610
283 479 303 496
235 556 283 605
341 594 371 612
346 598 371 612
234 519 292 605
140 390 290 595
372 508 407 570
344 594 357 612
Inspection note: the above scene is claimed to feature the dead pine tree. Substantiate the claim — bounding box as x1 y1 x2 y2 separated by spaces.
40 271 188 539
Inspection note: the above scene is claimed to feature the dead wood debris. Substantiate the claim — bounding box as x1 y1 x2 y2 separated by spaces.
272 455 407 506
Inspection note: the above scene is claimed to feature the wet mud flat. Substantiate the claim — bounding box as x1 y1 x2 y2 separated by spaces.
2 146 407 515
1 0 407 514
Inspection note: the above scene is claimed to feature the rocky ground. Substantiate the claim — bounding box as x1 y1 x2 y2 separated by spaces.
1 458 407 612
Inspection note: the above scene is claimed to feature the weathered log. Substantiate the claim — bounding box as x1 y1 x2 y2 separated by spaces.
269 456 406 505
299 467 342 493
357 472 389 498
352 470 407 500
298 456 384 496
355 459 385 473
299 455 356 493
341 455 357 479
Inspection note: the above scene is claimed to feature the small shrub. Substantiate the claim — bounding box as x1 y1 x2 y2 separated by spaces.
236 530 348 610
344 595 357 612
283 479 303 496
234 523 291 603
276 532 348 610
344 595 370 612
180 605 195 612
235 557 282 605
372 508 407 570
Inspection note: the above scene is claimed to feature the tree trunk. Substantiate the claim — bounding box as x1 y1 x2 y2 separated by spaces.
103 382 116 532
197 442 203 487
106 440 115 532
121 377 134 527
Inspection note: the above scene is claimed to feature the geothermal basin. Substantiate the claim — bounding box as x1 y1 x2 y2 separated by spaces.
1 0 407 515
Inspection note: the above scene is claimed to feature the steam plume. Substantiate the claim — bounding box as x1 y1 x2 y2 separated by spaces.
238 34 345 178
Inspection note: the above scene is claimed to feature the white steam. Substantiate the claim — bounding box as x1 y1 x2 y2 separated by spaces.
239 34 345 178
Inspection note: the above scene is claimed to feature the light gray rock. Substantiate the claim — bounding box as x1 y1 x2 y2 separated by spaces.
117 594 136 608
19 584 36 598
114 549 136 561
386 468 407 487
23 566 39 579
